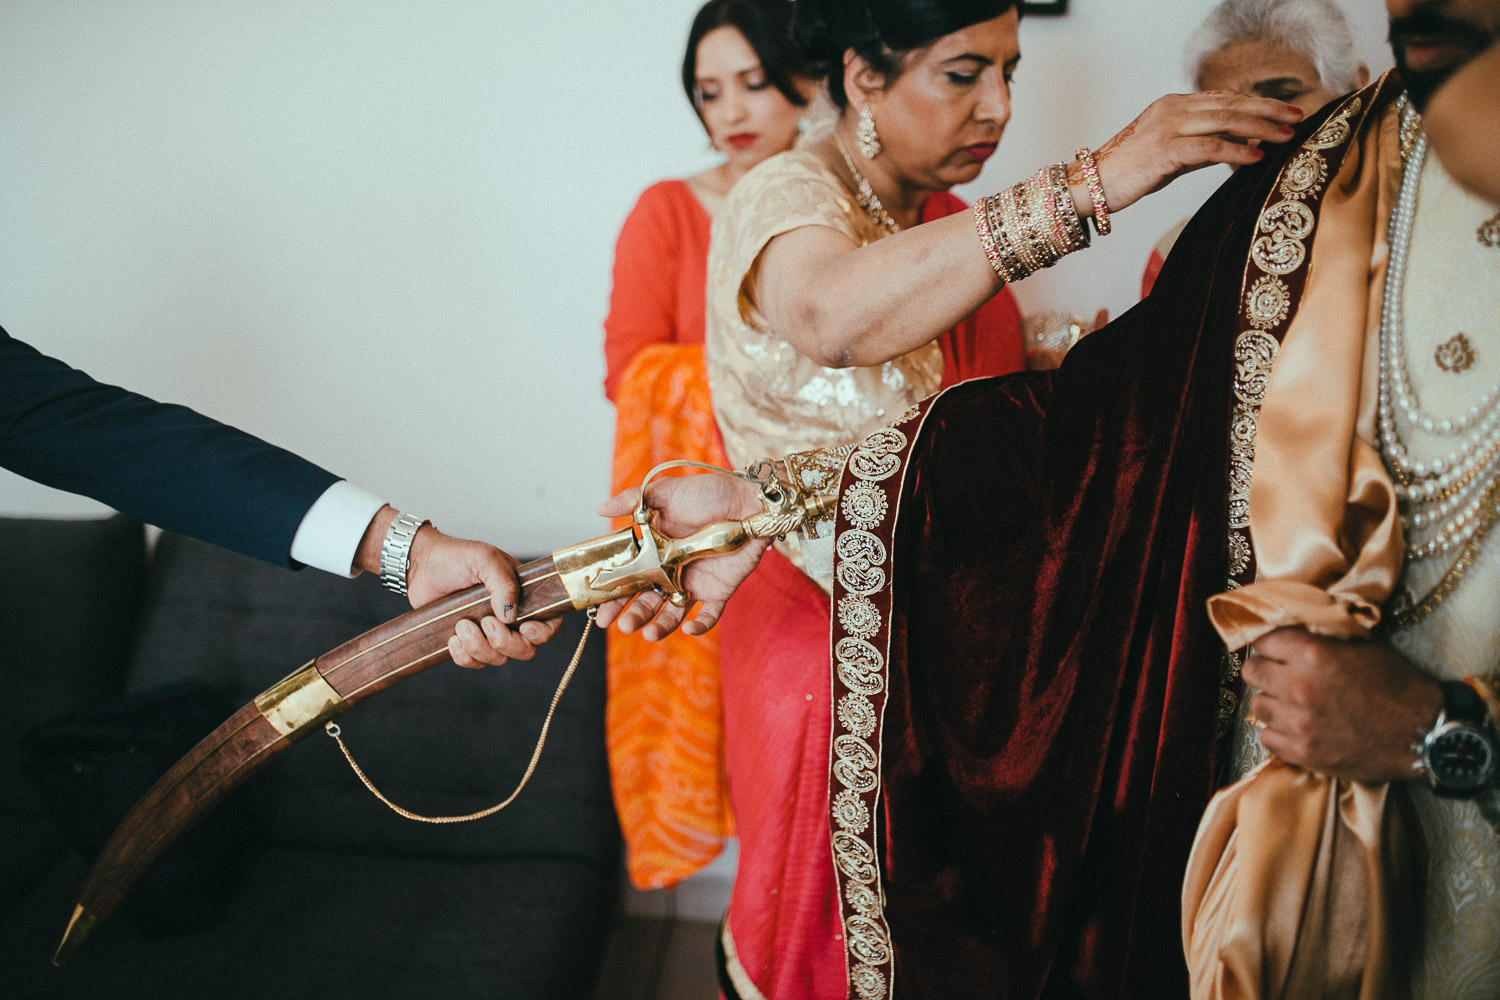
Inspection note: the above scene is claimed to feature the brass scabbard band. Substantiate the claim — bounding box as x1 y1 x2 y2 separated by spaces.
554 528 642 609
255 663 351 741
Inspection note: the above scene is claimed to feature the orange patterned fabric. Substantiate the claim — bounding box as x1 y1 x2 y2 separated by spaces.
607 341 734 889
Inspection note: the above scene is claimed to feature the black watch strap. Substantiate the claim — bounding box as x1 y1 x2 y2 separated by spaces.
1440 679 1490 727
1424 680 1500 798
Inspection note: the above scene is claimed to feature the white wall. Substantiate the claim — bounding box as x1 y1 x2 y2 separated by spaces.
0 0 1393 554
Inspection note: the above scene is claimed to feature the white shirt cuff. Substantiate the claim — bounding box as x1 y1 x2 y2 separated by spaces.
289 481 387 577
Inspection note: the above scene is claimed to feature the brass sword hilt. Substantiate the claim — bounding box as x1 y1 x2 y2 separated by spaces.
552 459 835 611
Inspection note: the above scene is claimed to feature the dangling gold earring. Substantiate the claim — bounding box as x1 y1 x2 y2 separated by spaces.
856 106 882 159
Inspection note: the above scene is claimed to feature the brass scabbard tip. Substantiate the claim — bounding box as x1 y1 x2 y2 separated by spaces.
52 904 96 966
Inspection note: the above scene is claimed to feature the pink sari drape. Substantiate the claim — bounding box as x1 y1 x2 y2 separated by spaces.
719 548 846 998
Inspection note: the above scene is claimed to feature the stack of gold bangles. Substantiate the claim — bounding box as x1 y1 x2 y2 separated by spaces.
974 149 1108 284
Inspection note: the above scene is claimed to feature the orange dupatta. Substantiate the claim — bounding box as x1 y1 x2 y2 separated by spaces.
607 343 734 889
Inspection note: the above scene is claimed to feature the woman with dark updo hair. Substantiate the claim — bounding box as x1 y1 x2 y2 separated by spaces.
603 0 815 402
670 0 1306 994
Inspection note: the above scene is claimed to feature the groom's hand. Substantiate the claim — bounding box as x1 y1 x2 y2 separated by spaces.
594 473 769 640
356 505 562 668
1242 628 1442 783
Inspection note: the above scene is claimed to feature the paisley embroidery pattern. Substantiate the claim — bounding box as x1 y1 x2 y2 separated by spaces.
1219 88 1375 746
1252 200 1317 275
828 402 932 999
1303 95 1361 151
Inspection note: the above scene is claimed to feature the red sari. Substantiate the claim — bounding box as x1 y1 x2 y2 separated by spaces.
716 191 1024 999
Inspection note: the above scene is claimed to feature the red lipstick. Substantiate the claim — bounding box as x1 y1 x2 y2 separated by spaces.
726 132 758 150
961 142 998 163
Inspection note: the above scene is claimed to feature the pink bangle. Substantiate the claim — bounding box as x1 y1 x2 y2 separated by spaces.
974 197 1005 276
974 195 1020 282
1075 148 1111 237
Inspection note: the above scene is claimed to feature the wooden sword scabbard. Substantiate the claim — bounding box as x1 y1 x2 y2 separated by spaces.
55 487 832 965
54 556 569 965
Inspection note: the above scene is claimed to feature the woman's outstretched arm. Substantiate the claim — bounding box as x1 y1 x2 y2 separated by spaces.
758 91 1301 369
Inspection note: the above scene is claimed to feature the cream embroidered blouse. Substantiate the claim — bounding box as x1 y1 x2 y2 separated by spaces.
704 151 944 475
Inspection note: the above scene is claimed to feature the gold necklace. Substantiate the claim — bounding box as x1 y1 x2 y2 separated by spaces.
834 130 900 235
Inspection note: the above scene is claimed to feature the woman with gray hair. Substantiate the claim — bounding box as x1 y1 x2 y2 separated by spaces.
1143 0 1369 295
1187 0 1368 115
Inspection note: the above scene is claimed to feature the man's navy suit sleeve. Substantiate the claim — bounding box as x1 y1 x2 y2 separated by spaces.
0 327 341 567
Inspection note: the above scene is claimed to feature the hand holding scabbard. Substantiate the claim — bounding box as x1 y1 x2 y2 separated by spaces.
54 463 831 964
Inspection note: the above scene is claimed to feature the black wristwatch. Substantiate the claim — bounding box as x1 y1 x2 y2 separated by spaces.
1419 680 1499 798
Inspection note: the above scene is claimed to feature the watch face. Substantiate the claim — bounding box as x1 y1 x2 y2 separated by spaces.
1429 725 1498 792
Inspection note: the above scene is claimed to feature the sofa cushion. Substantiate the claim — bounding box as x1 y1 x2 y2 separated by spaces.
0 846 616 1000
0 514 145 914
20 679 252 933
0 514 145 814
125 533 619 870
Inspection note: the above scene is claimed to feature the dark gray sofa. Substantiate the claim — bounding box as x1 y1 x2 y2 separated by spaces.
0 515 620 999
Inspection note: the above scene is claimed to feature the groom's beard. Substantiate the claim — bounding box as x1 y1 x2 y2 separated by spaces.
1389 3 1497 110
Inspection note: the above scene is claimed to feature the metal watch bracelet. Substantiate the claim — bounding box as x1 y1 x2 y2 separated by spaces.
378 512 429 596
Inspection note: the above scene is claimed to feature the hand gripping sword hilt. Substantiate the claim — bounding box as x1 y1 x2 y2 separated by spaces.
581 459 832 610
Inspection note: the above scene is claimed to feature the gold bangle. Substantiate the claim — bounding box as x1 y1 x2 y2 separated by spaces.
988 194 1027 280
1018 172 1053 268
1002 181 1045 275
985 190 1025 281
974 196 1021 282
1031 168 1072 264
979 163 1090 283
1046 163 1090 254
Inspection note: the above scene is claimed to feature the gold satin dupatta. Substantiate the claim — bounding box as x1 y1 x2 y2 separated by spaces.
1187 78 1422 1000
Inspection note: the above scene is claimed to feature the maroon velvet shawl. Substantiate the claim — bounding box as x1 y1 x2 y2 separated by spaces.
828 84 1400 1000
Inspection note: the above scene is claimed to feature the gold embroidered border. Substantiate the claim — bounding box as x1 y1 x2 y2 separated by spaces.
720 917 771 1000
827 400 938 1000
1219 86 1378 740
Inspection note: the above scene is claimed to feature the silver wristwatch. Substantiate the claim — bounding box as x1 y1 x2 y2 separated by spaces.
378 512 428 596
1417 680 1499 799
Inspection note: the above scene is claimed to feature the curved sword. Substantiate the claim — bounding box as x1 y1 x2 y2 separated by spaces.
54 483 834 964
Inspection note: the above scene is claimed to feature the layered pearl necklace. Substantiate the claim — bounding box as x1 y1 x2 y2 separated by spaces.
1378 106 1500 625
